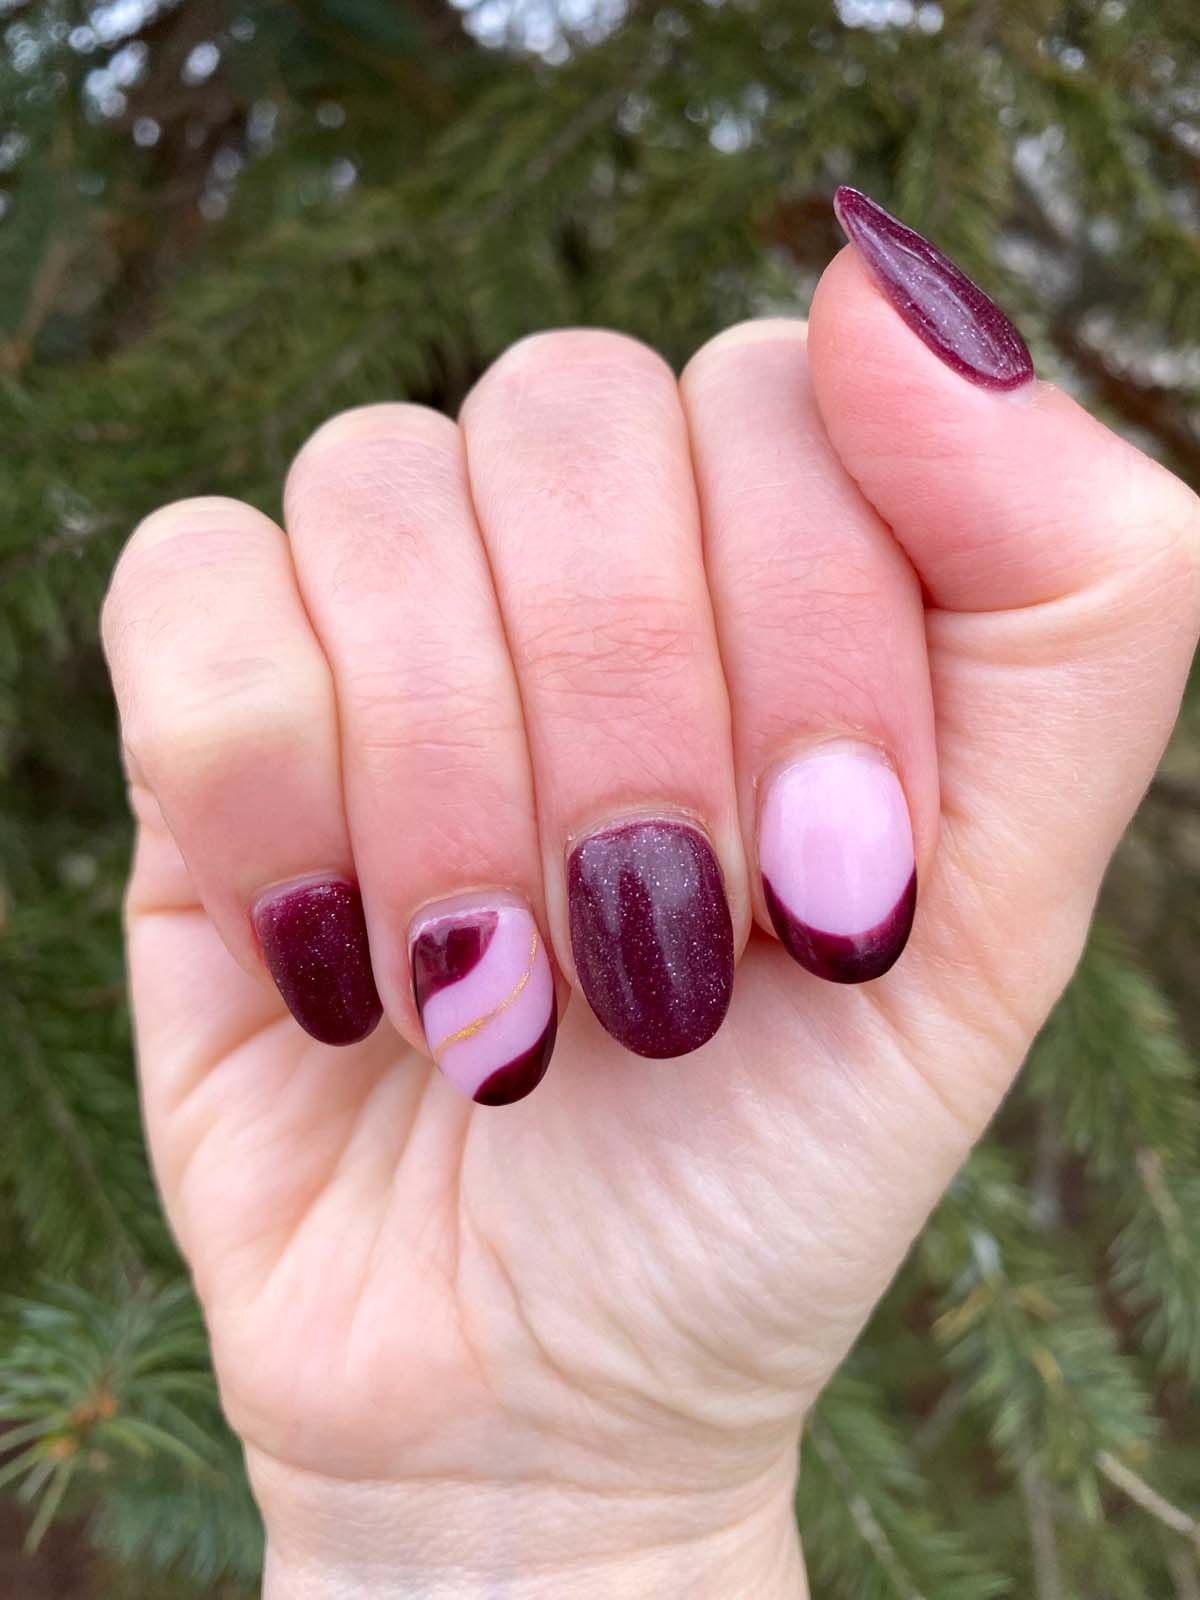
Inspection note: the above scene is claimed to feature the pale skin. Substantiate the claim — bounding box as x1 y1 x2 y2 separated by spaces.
101 246 1200 1597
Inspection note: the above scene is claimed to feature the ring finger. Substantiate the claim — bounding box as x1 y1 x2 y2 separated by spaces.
284 405 557 1106
681 320 938 983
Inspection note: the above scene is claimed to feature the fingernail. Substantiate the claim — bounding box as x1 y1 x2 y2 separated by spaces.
833 185 1033 391
252 876 383 1046
568 819 733 1059
759 743 916 984
411 897 556 1106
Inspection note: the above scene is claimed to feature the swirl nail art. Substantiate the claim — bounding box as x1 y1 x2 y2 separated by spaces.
412 899 557 1106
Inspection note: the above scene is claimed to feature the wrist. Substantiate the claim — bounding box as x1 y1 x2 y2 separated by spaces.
252 1444 807 1600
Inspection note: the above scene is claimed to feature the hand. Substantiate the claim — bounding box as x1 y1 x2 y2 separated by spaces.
101 192 1200 1598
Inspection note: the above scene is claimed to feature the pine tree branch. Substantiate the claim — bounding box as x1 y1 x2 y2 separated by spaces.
1168 1549 1200 1600
1136 1147 1186 1233
807 1419 928 1600
910 1382 967 1459
287 3 460 116
1098 1451 1200 1547
1049 321 1200 477
1030 1108 1063 1230
9 1017 143 1281
1007 173 1200 478
259 312 409 474
758 193 841 272
0 233 73 376
1019 1458 1062 1600
470 46 670 236
1 73 78 375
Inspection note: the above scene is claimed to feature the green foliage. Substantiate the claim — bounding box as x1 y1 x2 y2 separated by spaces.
1 0 1199 1593
800 1372 1010 1600
0 1282 260 1581
1029 927 1200 1381
928 1167 1155 1499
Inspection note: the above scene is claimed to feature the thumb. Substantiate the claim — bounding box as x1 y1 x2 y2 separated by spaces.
807 189 1200 1040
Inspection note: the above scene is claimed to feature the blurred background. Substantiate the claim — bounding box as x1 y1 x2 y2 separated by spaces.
1 1 1199 1595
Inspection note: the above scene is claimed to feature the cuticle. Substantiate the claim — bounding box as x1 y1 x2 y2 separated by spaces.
249 868 357 918
406 886 535 949
1003 373 1042 408
754 734 898 804
563 803 718 859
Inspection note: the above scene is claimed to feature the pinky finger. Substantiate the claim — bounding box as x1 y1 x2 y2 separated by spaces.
101 496 381 1048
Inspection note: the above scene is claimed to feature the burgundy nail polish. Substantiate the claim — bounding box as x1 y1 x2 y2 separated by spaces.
833 185 1033 391
567 819 733 1059
763 876 916 985
252 877 382 1047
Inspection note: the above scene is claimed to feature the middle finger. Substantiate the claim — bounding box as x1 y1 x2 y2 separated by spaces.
460 329 746 1060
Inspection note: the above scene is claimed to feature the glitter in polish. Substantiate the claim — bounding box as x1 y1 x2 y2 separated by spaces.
567 819 734 1059
252 876 383 1046
833 185 1034 391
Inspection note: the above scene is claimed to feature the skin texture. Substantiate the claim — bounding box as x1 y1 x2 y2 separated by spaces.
101 214 1200 1597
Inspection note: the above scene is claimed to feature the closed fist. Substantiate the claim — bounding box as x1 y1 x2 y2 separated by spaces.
100 194 1200 1596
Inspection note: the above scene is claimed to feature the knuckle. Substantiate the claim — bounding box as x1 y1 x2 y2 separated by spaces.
463 326 673 419
130 494 257 541
103 498 272 647
353 721 509 798
283 406 464 561
1160 478 1200 594
522 595 699 706
124 654 325 797
346 659 517 750
119 496 268 574
290 402 457 476
681 317 808 390
1112 463 1200 628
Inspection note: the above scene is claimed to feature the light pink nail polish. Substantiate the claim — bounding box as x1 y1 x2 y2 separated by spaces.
759 743 916 984
411 896 556 1106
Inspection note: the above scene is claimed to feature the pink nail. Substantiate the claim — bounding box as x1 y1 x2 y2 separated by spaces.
759 743 916 984
411 896 556 1106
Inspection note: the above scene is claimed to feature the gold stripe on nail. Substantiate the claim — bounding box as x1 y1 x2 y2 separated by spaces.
435 929 540 1053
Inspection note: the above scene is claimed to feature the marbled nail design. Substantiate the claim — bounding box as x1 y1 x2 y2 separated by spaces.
252 876 383 1046
833 185 1033 391
568 819 733 1059
412 899 556 1106
760 744 915 984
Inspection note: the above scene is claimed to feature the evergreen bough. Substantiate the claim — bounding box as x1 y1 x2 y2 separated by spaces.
2 1 1198 1592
